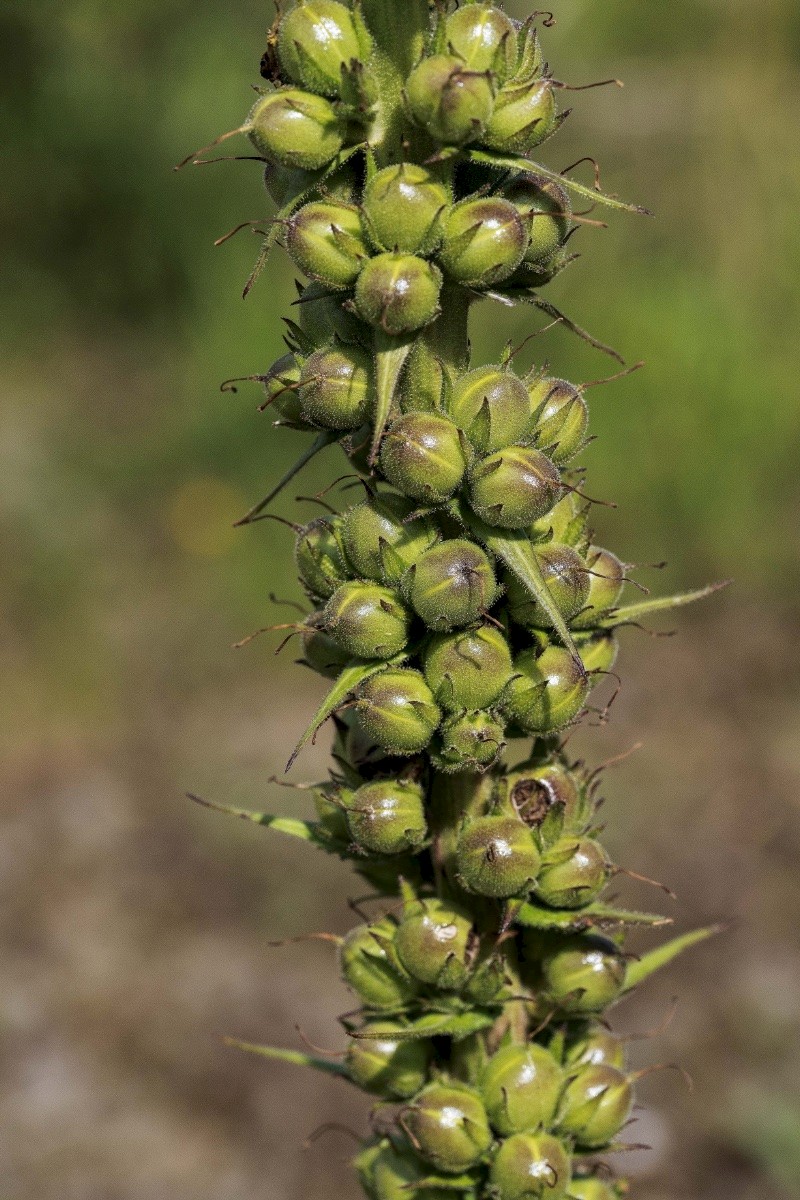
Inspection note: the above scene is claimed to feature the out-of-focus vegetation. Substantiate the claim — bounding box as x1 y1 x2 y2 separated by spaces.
1 2 799 1198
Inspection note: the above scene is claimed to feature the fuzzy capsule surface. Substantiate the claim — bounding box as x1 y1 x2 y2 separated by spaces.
528 378 589 465
502 645 589 733
445 4 519 79
345 1021 431 1098
380 413 467 504
457 815 541 898
404 539 499 632
247 88 345 170
342 493 439 584
555 1064 633 1148
504 544 590 629
343 777 428 856
355 252 443 336
405 55 495 146
394 897 473 989
339 920 419 1011
277 0 366 97
541 934 627 1014
323 581 411 659
287 200 369 288
363 163 450 255
469 446 562 530
403 1082 493 1173
571 547 626 628
434 710 507 772
423 624 513 711
299 343 373 430
448 366 532 454
357 668 442 756
439 198 528 289
480 1042 563 1135
489 1132 572 1200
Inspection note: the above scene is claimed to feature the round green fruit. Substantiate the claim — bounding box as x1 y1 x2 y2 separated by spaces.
406 55 494 146
447 365 532 454
395 897 473 989
456 815 541 898
422 624 513 711
323 581 410 659
468 447 562 530
403 540 498 632
340 919 418 1010
363 163 450 255
286 200 368 288
357 669 442 756
278 0 367 96
556 1064 633 1149
541 935 627 1015
403 1083 493 1174
480 1042 563 1135
247 88 345 170
489 1132 571 1200
536 837 609 909
345 1021 430 1099
439 198 528 288
380 413 467 504
343 777 428 856
355 252 442 336
299 342 373 430
501 646 589 733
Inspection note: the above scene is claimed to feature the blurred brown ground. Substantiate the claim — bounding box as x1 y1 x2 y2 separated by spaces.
2 2 800 1198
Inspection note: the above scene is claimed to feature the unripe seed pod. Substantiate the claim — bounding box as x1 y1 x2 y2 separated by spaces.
363 164 450 255
357 668 442 756
480 1042 563 1135
295 516 351 600
247 88 345 171
342 493 439 585
439 199 528 289
489 1132 572 1200
286 200 369 289
395 897 473 988
536 837 609 909
445 5 519 80
303 629 353 678
528 378 588 465
345 1021 431 1099
505 545 590 630
323 581 411 659
502 646 589 733
457 815 541 898
423 624 513 711
469 447 562 530
565 1030 626 1072
404 540 499 632
406 55 494 147
576 631 619 675
355 253 443 337
483 79 558 154
507 761 581 831
435 710 507 772
569 1179 622 1200
448 366 531 454
298 280 368 346
299 343 373 430
570 548 625 629
380 413 467 504
556 1064 633 1149
505 175 572 265
340 919 419 1010
261 352 313 428
403 1083 493 1173
343 777 428 856
368 1141 455 1200
541 935 627 1014
313 780 353 843
278 0 366 97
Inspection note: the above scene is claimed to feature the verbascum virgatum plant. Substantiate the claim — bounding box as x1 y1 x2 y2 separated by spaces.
178 4 726 1195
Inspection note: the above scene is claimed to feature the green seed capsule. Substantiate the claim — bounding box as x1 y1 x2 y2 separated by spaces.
368 1140 456 1200
506 175 572 265
363 163 450 255
576 631 619 675
565 1030 626 1072
345 1021 431 1099
380 413 467 504
278 0 367 97
299 342 373 430
556 1064 633 1149
504 545 590 629
395 897 473 989
323 581 410 659
536 838 609 909
445 4 519 80
434 710 507 772
286 200 369 289
357 669 442 756
404 540 498 632
506 761 581 831
447 366 532 454
303 629 353 678
457 815 540 897
295 516 351 600
247 88 345 170
340 919 419 1010
541 935 627 1014
343 777 428 856
403 1083 493 1173
312 779 353 843
502 646 589 733
480 1042 563 1135
406 55 495 147
355 252 443 336
342 493 439 585
529 491 589 551
469 447 562 530
423 624 513 711
298 280 368 346
260 352 313 429
483 79 558 154
528 378 588 465
439 198 528 289
489 1133 572 1200
570 548 625 629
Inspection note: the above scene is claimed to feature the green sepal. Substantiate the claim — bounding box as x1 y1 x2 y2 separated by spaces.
459 503 579 660
223 1037 349 1077
234 430 338 527
516 900 672 932
466 149 652 216
288 652 409 770
349 1011 495 1042
370 331 413 465
624 924 723 991
187 792 326 844
599 580 732 628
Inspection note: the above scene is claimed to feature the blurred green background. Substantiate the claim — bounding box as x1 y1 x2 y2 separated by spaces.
2 1 799 1197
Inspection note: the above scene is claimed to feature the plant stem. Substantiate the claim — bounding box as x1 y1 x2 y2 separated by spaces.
361 0 430 167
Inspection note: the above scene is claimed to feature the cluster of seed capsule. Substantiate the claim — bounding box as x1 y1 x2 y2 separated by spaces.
198 3 668 1198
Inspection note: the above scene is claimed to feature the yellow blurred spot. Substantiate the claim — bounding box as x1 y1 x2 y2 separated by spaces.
167 477 246 557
